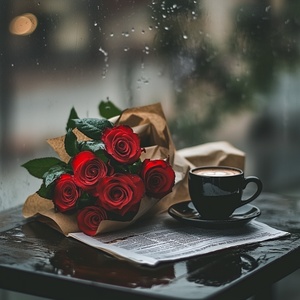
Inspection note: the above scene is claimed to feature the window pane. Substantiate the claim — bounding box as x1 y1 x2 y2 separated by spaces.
1 0 300 211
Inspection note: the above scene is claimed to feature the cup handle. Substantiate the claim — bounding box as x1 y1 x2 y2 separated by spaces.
239 176 263 207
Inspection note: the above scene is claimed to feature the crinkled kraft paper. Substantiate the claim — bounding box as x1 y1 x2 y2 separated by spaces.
22 103 245 236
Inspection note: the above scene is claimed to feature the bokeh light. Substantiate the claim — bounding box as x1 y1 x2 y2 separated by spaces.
9 13 37 36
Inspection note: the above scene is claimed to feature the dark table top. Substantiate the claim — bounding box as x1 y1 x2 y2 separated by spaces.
0 192 300 300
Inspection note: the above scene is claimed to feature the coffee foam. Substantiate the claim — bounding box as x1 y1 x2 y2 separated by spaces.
193 168 240 177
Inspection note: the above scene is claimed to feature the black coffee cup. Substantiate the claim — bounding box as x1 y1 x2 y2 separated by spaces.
188 166 263 220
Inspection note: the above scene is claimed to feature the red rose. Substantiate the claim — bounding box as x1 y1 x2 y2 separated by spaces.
71 151 108 194
53 173 81 212
96 173 145 216
77 205 107 236
102 125 141 164
140 159 175 199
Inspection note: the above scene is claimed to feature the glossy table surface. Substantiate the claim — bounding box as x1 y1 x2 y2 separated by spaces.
0 193 300 300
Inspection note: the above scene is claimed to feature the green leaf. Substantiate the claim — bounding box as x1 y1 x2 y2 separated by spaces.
109 163 127 173
64 129 79 157
76 193 97 210
43 164 70 187
79 140 105 152
94 150 108 162
128 159 142 174
37 182 54 200
99 100 122 119
72 118 113 140
66 107 79 131
22 157 64 179
108 159 142 174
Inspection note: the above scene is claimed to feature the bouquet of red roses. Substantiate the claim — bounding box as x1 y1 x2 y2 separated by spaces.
22 101 176 236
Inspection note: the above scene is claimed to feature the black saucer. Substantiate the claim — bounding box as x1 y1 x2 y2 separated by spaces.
168 201 261 229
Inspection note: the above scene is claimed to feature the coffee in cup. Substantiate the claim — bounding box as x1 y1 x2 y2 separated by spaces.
188 166 263 220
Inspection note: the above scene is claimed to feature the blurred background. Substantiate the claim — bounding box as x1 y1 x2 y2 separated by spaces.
0 0 300 299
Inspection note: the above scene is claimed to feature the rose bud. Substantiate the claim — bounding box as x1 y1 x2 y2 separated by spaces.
77 205 108 236
96 173 145 216
71 150 108 194
102 125 141 164
53 173 81 212
140 159 175 199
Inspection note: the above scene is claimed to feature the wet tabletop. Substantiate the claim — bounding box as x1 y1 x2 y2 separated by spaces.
0 193 300 300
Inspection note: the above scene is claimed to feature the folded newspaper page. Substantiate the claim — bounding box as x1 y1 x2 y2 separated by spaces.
68 214 289 266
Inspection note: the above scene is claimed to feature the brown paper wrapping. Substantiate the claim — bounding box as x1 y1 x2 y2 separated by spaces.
176 141 245 170
22 103 245 236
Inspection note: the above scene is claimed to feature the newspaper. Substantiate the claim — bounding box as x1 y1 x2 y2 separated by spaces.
68 214 289 266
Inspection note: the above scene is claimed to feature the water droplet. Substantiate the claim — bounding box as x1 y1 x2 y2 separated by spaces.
143 45 150 55
124 47 130 52
149 26 153 31
183 34 188 40
164 26 169 31
110 32 114 37
12 232 25 238
265 5 271 13
94 22 98 26
141 30 145 34
131 27 135 32
11 63 14 67
99 47 108 57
